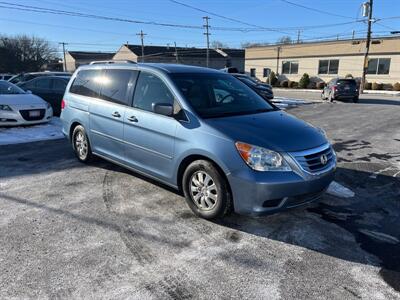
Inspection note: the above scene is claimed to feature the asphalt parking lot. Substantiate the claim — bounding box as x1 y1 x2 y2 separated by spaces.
1 97 400 299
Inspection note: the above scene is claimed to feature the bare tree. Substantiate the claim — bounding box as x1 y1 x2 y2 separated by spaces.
241 41 270 48
277 36 293 44
211 40 228 49
0 35 58 73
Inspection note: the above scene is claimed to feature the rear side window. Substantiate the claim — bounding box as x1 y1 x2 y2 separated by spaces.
133 72 174 112
53 78 68 91
99 69 137 105
70 69 101 98
36 78 51 89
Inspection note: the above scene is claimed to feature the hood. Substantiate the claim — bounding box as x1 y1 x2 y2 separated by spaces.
0 94 46 106
204 111 327 152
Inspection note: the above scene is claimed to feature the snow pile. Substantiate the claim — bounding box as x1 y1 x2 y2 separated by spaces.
272 97 312 109
0 117 64 145
326 181 355 198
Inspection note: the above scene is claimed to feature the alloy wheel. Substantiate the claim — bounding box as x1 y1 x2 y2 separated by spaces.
190 171 218 211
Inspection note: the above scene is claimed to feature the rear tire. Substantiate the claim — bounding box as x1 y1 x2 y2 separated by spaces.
182 160 232 220
353 96 359 103
72 125 93 163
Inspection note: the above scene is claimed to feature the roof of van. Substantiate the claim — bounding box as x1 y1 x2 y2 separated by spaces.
81 62 225 75
142 63 224 74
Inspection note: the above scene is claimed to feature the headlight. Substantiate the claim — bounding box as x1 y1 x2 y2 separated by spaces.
0 104 12 111
235 142 291 171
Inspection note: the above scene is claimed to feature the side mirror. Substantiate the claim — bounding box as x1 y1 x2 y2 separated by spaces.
26 90 32 94
152 103 173 117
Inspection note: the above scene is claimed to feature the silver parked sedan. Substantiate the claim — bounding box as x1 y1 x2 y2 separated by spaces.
0 80 53 126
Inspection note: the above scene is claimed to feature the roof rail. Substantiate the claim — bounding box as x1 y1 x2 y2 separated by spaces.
89 60 137 65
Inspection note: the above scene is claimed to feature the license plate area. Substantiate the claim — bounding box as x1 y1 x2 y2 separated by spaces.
29 110 40 117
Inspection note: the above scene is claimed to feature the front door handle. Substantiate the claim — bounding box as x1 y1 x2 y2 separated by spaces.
112 111 121 118
127 116 138 122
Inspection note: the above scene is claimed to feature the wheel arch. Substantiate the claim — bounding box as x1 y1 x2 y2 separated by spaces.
176 154 232 197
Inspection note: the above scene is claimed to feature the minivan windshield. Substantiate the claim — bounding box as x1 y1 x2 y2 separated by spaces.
171 73 275 118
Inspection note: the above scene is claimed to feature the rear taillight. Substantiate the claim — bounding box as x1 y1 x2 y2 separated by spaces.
332 85 337 92
61 99 66 110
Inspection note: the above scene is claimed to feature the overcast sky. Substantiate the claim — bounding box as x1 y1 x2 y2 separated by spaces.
1 0 399 55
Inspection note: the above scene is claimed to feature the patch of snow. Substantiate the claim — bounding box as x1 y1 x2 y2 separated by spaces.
326 181 355 198
272 97 314 109
358 229 399 244
0 117 64 145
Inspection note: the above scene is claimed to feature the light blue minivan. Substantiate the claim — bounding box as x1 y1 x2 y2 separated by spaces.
60 61 336 219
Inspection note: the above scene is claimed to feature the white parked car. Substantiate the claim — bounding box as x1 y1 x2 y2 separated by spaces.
0 80 53 126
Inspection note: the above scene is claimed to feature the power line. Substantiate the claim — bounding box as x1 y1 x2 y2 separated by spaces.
0 2 364 33
279 0 357 20
169 0 292 35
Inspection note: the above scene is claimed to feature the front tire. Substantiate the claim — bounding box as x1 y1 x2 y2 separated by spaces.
182 160 232 220
72 125 93 163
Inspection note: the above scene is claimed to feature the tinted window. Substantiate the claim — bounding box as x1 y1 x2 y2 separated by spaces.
99 69 137 105
367 58 390 75
282 61 298 74
319 60 339 74
70 69 101 98
263 68 270 77
171 73 274 119
36 78 51 89
53 78 68 91
133 72 174 112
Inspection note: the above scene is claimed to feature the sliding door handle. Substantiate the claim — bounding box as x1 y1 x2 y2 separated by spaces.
112 111 121 118
127 116 138 122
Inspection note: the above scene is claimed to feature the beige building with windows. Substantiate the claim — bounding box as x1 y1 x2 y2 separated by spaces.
245 36 400 84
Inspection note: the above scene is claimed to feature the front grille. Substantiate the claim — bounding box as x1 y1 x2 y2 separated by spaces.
290 144 335 174
19 109 45 121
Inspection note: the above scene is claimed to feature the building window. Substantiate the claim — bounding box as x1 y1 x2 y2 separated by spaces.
282 61 298 74
250 68 256 77
318 59 339 74
367 58 390 75
263 68 271 77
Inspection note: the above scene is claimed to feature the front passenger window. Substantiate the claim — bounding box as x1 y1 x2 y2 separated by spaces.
133 72 175 113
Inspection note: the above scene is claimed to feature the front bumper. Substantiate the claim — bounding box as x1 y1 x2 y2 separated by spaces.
0 107 53 126
227 146 336 215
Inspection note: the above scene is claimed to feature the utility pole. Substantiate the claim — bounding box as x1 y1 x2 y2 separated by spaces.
174 42 179 63
360 0 373 94
352 30 355 40
59 42 67 72
203 16 211 68
136 30 146 62
297 30 301 43
276 46 281 75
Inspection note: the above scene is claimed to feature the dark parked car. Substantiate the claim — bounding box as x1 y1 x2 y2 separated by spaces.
18 76 71 116
321 78 359 102
233 74 274 100
9 71 71 85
